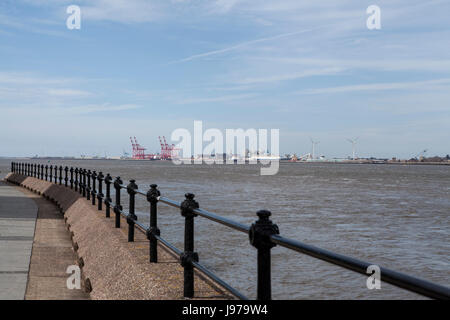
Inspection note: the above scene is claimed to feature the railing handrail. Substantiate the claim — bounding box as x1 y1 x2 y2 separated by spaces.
9 161 450 300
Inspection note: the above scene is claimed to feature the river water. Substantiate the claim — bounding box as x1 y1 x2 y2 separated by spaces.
1 159 449 299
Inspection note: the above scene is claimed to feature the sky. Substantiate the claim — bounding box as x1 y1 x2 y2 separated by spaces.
0 0 449 158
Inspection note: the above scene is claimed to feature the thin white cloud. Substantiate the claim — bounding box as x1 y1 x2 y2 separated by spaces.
176 93 256 104
66 103 142 114
82 0 163 23
259 58 450 73
0 72 72 85
47 89 92 97
235 67 343 85
297 78 450 95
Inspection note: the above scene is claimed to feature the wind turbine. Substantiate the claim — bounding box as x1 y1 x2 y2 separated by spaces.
346 137 359 160
310 137 320 160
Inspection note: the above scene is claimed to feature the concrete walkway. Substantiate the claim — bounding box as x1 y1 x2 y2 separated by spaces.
0 180 37 300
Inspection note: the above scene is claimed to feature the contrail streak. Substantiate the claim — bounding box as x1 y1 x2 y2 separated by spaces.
168 25 330 65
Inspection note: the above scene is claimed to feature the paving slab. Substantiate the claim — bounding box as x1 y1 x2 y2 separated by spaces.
0 180 37 300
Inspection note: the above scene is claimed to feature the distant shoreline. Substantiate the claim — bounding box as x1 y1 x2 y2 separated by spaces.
1 157 449 166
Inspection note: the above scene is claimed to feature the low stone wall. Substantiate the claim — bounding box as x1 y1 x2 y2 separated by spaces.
6 173 231 300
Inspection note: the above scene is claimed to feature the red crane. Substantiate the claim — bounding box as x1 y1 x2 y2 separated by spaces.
158 136 180 160
130 136 156 160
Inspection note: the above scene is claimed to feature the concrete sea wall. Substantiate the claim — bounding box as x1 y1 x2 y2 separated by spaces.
5 172 231 300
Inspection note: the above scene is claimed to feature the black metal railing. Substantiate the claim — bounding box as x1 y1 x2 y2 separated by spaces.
10 161 450 300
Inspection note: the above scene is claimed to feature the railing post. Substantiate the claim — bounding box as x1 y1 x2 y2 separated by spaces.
97 172 104 211
86 170 91 200
41 165 44 180
37 164 40 178
82 169 87 196
64 167 69 187
34 164 37 177
104 174 112 218
74 168 79 191
45 165 48 181
78 169 82 194
126 180 138 242
59 166 63 185
91 171 97 205
49 165 53 182
70 167 74 189
80 169 86 197
146 184 161 263
249 210 280 301
54 166 58 184
11 162 14 173
113 177 123 228
180 193 199 298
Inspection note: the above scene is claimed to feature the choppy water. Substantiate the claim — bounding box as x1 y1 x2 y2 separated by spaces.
1 159 449 299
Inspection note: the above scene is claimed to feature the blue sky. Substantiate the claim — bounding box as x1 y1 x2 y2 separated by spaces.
0 0 449 158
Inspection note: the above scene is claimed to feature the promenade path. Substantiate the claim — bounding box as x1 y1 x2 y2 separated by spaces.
0 180 37 299
0 180 89 300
